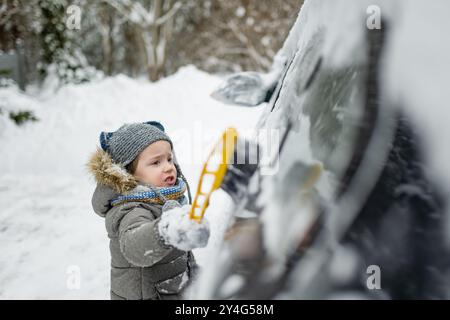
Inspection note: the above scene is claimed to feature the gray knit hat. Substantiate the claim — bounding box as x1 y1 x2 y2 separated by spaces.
99 120 193 204
99 121 172 167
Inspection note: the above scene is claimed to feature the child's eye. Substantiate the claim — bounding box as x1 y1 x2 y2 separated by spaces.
151 160 159 165
168 157 173 162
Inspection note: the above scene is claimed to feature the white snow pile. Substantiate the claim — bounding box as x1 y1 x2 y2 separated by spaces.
158 203 210 252
0 65 264 299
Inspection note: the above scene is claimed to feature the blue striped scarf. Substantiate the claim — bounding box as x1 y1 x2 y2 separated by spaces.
111 178 187 206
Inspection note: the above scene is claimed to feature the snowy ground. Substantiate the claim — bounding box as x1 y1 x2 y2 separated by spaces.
0 66 264 299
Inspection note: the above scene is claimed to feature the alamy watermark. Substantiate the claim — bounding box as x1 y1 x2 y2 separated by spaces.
366 5 382 30
366 265 381 290
66 265 81 290
66 4 82 30
169 122 281 176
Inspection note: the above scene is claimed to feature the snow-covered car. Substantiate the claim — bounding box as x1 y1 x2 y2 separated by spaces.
201 0 450 299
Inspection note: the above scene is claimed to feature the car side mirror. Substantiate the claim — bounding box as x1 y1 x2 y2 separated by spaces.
210 72 277 107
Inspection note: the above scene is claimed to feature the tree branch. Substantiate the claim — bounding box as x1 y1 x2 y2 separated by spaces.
101 0 181 28
0 0 21 26
154 1 181 26
227 20 272 69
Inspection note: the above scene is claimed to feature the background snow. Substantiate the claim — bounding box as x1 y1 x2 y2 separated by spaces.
0 65 264 299
2 0 450 300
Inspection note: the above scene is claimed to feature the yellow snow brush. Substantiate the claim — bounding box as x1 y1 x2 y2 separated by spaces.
189 127 238 222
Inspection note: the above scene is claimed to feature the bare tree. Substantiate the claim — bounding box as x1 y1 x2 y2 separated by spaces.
97 3 116 76
1 0 304 84
166 0 304 75
102 0 181 81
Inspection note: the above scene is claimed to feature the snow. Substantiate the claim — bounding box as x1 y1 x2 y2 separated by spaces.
2 0 450 300
185 191 237 299
158 204 210 251
210 71 276 107
327 245 360 287
0 65 264 299
179 270 189 289
382 0 450 192
380 0 450 247
217 274 244 298
235 7 246 18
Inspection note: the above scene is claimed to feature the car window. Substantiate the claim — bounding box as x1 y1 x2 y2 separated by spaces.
303 63 366 182
258 28 373 200
271 30 325 116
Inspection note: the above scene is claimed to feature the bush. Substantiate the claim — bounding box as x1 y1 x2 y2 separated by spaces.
8 110 39 126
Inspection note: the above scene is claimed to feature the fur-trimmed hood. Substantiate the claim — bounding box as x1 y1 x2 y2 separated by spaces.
87 147 139 194
88 148 142 218
87 148 191 218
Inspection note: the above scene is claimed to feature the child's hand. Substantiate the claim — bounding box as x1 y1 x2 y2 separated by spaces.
158 200 210 251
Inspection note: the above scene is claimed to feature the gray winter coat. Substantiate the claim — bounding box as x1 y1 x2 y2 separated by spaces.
89 148 197 300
